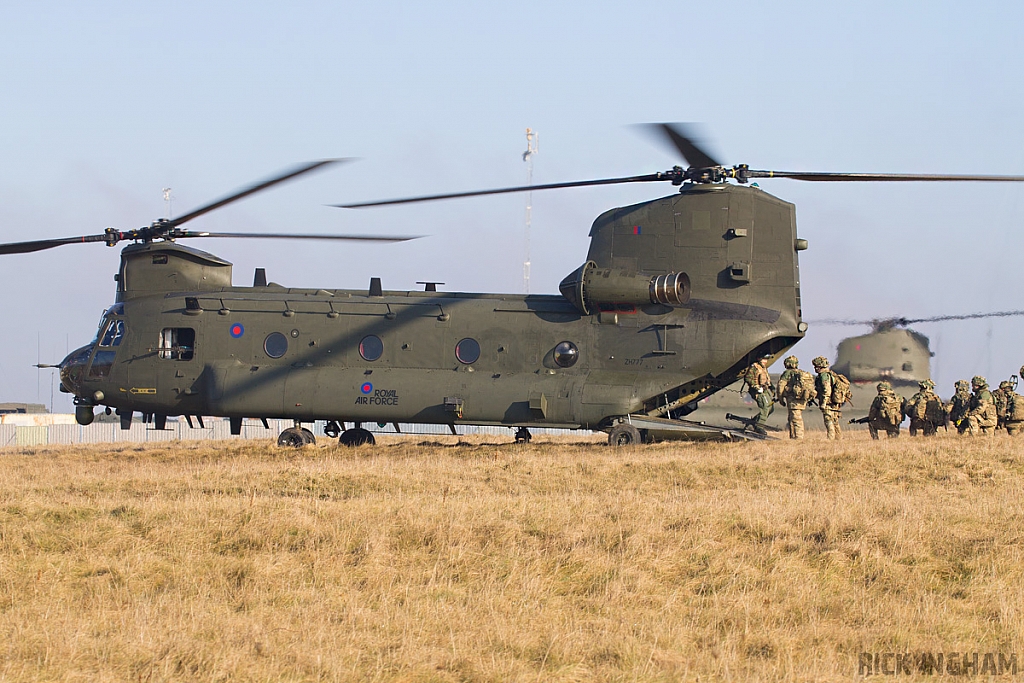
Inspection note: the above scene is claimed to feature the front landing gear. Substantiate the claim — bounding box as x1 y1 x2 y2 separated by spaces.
278 423 316 448
514 427 532 443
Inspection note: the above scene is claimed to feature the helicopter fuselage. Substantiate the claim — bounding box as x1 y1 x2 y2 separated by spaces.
60 183 807 439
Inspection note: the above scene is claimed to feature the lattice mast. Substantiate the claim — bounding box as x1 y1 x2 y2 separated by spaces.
522 128 538 294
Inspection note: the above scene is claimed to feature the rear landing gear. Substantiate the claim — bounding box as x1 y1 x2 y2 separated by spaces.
608 423 642 446
278 425 316 448
514 427 532 443
339 428 375 447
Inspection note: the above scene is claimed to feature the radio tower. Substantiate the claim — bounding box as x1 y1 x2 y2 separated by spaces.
522 128 538 294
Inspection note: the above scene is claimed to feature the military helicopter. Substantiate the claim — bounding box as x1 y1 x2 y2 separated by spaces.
5 125 1024 446
816 310 1024 400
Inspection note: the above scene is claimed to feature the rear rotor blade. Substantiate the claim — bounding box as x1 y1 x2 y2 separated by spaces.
649 123 721 168
747 170 1024 182
171 158 351 226
810 310 1024 326
177 231 421 242
0 233 109 255
335 173 669 208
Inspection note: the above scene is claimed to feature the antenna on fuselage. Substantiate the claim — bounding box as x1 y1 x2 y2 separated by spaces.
163 188 173 219
522 128 538 295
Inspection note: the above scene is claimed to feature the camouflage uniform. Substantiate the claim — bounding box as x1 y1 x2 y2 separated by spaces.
776 355 811 440
947 379 972 435
1005 387 1024 436
744 356 775 434
906 379 943 436
812 356 842 440
993 381 1013 431
868 381 904 439
966 375 998 436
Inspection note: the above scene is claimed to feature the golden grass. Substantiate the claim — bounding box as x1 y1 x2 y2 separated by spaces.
2 431 1023 681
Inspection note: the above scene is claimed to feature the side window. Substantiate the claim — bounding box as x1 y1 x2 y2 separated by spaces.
99 319 126 347
160 328 196 360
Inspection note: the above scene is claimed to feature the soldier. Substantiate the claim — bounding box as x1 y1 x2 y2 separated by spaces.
743 354 775 435
947 379 972 434
993 380 1013 431
966 375 998 436
906 379 944 436
812 356 845 440
776 355 814 439
1005 383 1024 436
867 381 904 439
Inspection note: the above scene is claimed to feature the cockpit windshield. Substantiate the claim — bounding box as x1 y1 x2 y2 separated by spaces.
92 304 126 344
99 319 125 347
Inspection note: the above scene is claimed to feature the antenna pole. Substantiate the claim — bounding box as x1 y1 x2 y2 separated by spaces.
522 128 538 294
163 187 173 219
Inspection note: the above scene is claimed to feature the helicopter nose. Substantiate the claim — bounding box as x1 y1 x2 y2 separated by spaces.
59 345 93 397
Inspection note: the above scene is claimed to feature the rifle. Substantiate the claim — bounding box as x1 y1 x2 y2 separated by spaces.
848 416 871 425
725 413 782 432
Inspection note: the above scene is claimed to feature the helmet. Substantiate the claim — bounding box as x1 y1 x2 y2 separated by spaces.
784 355 799 369
1000 380 1013 390
920 379 935 390
955 379 970 392
812 356 829 369
877 381 892 392
972 375 988 388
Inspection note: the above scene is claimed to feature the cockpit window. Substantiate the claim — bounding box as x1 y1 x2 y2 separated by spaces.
99 319 125 347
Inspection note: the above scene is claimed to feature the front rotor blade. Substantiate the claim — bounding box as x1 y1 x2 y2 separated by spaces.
171 159 350 226
651 123 721 169
177 231 421 242
747 170 1024 182
0 234 108 255
336 173 668 208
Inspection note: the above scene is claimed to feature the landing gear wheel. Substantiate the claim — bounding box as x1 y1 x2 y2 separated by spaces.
324 421 341 438
301 428 316 445
608 423 641 446
339 428 375 447
514 427 532 443
278 427 310 448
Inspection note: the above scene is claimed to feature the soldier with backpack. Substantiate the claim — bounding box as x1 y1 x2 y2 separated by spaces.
906 379 945 436
993 380 1013 431
867 381 905 439
812 356 851 440
1005 382 1024 436
947 379 972 434
742 355 775 435
776 355 815 439
966 376 998 436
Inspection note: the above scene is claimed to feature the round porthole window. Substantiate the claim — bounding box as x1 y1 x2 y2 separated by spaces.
455 338 481 364
553 341 579 368
359 335 383 361
264 332 288 359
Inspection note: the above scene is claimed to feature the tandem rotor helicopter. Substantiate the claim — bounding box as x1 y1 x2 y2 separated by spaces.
5 125 1024 446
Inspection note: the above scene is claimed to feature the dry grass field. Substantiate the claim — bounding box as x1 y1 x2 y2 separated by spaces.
2 430 1024 681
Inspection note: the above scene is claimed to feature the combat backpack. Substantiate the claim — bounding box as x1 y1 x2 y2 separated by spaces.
911 395 929 421
879 394 903 425
795 370 816 403
1008 393 1024 422
827 371 853 407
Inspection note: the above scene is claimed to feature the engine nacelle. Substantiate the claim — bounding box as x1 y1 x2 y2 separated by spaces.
559 261 690 315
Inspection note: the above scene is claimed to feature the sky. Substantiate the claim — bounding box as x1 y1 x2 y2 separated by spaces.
2 0 1024 411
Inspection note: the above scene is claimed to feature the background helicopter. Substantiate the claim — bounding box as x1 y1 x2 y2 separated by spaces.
820 309 1024 398
6 124 1024 446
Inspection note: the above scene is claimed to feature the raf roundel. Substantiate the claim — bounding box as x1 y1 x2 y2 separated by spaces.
230 323 244 338
360 382 373 395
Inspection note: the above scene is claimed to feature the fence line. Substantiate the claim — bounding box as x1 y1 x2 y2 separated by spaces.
0 419 577 447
